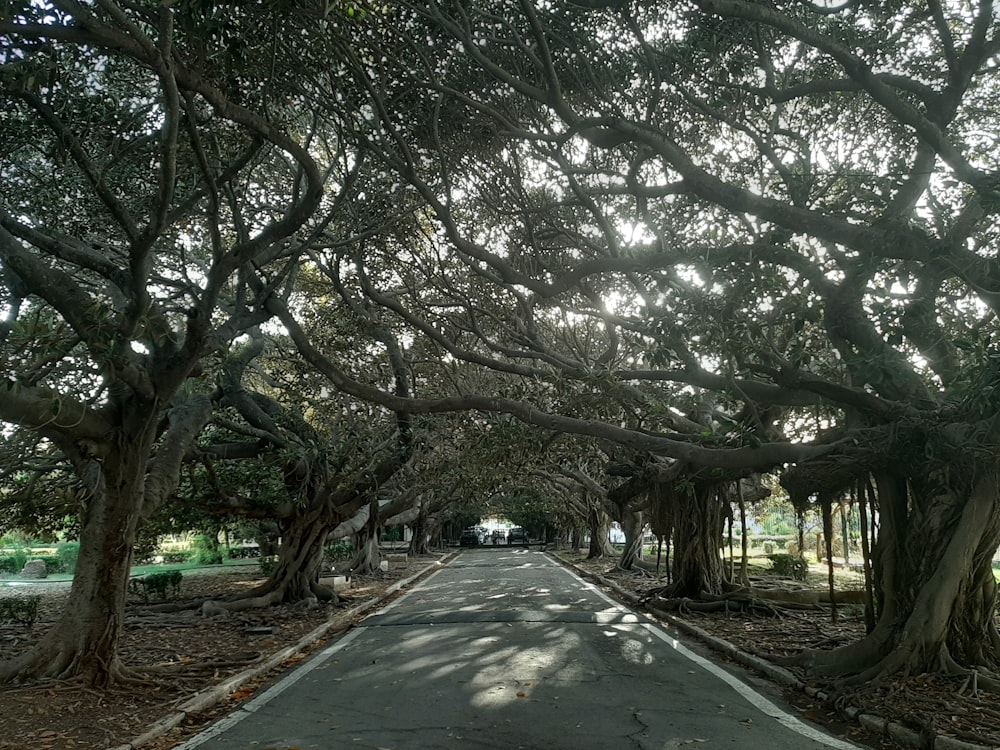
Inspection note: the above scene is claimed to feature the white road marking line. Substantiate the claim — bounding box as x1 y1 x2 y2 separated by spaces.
173 562 453 749
575 568 860 750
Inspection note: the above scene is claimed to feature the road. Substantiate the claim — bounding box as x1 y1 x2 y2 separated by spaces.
175 548 860 750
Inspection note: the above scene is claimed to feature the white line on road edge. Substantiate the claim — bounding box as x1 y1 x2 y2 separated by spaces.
171 627 368 749
172 561 453 750
643 625 860 750
575 570 860 750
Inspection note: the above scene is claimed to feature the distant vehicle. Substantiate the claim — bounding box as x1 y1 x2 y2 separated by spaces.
459 529 480 547
507 527 529 546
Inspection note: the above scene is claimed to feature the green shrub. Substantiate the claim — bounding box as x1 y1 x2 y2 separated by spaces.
381 526 403 543
190 550 223 565
56 542 80 574
33 556 65 575
160 552 190 564
324 540 353 562
227 545 260 559
769 553 809 581
259 555 278 576
0 548 29 575
129 570 183 601
190 534 223 566
0 595 41 627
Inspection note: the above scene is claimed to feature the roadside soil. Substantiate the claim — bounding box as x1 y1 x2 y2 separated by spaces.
560 550 1000 750
0 554 445 750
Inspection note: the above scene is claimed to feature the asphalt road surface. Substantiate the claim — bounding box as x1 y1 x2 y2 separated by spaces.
176 549 860 750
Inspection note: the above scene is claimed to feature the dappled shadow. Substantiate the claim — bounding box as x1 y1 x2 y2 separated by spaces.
190 549 837 750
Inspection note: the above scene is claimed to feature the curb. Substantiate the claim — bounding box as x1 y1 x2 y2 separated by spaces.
107 551 457 750
549 553 996 750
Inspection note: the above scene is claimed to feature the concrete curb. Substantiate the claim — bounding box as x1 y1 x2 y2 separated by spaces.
107 551 458 750
550 553 997 750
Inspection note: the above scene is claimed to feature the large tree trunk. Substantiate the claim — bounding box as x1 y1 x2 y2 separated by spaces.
0 448 145 686
351 498 383 574
587 503 614 559
664 484 726 598
616 510 645 570
793 467 1000 685
408 502 433 555
200 508 341 617
267 513 337 603
351 532 382 574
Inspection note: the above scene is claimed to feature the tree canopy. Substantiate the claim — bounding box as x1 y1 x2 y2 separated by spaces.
2 0 1000 693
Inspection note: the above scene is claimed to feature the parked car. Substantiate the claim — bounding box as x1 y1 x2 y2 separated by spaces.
459 529 480 547
507 527 529 546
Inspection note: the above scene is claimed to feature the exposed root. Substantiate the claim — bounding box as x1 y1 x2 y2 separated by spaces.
145 653 262 673
957 670 981 698
616 564 656 577
309 581 338 602
642 590 795 618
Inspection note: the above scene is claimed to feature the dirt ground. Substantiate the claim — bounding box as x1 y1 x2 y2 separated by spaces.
0 555 445 750
1 550 997 750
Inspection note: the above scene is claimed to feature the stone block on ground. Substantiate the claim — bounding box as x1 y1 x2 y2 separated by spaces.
319 575 351 592
20 560 48 579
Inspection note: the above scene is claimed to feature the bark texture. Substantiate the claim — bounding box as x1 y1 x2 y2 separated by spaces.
792 466 1000 685
665 483 727 598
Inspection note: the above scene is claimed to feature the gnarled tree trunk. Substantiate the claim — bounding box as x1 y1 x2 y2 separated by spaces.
793 467 1000 685
351 532 382 574
587 502 614 559
0 395 211 687
265 512 337 603
663 483 727 598
616 509 645 571
351 498 383 575
408 501 434 555
0 442 146 685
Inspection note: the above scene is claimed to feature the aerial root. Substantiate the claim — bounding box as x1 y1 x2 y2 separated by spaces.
958 670 981 698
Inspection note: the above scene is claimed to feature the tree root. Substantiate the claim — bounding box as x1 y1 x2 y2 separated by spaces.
146 654 263 673
127 579 337 619
642 590 796 618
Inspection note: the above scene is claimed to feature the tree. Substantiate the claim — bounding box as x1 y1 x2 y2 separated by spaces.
191 321 417 604
315 0 1000 689
0 1 326 685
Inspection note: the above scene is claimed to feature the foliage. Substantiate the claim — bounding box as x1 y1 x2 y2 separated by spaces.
0 548 28 575
259 555 278 577
494 493 559 536
381 526 403 543
128 571 183 601
189 534 224 566
0 543 78 575
0 0 999 690
325 540 354 560
55 542 79 575
768 553 809 582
